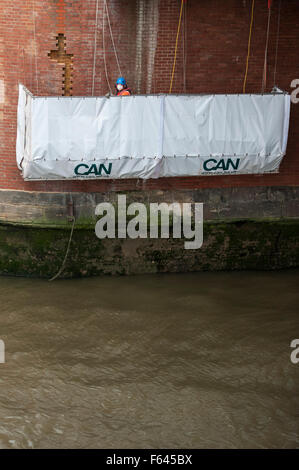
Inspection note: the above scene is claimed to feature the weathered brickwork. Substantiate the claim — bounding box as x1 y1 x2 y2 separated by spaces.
0 0 298 193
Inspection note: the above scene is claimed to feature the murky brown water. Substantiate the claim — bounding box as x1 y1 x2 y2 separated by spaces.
0 270 298 449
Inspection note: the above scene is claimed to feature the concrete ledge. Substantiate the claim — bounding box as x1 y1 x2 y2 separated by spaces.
0 186 298 227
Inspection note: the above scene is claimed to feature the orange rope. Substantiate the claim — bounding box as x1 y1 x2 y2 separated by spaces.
262 5 271 92
56 0 66 32
243 0 255 94
169 0 184 94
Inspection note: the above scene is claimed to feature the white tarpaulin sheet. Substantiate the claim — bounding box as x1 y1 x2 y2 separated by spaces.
16 84 291 180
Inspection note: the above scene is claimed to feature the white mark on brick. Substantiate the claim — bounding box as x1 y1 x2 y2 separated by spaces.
0 79 4 104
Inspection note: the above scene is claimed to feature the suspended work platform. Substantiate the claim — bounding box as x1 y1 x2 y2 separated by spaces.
16 84 290 180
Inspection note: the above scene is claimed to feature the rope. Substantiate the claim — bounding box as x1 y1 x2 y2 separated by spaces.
182 0 187 93
135 0 144 94
243 0 255 94
273 0 282 87
262 4 271 92
169 0 184 94
103 1 112 94
49 216 76 282
32 0 39 94
92 0 100 96
104 0 122 77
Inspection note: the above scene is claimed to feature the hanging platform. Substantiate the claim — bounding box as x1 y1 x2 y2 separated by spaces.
16 84 291 180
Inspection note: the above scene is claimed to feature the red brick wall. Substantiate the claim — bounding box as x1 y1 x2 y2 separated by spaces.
0 0 298 193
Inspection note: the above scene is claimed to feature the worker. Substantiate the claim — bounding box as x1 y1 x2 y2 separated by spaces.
115 77 132 96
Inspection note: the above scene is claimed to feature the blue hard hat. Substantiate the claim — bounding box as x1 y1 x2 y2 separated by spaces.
116 77 127 86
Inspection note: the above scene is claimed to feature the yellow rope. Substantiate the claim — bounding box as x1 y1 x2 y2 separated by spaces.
243 0 255 94
169 0 184 94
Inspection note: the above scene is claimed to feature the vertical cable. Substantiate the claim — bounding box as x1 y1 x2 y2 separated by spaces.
262 5 271 92
182 0 186 93
103 1 112 94
184 0 188 92
22 49 27 86
243 0 255 94
273 0 282 87
169 0 184 94
32 0 39 94
136 0 144 94
92 0 99 96
105 0 122 77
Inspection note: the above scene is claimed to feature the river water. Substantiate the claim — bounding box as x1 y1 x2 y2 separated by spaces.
0 270 298 449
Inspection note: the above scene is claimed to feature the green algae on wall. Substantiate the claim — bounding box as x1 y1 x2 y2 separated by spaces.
0 218 298 279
